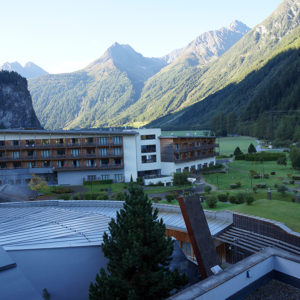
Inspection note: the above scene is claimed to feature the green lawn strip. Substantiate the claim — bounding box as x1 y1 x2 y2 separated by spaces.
217 136 258 156
144 185 193 195
203 159 300 190
85 183 128 193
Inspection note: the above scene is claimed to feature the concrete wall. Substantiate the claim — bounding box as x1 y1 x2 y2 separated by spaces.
144 176 173 186
135 128 161 172
123 135 138 181
57 169 124 185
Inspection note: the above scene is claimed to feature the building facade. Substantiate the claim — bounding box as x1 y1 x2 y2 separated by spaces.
0 128 218 185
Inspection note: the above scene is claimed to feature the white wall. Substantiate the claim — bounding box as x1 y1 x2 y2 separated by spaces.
135 128 161 172
123 135 138 181
144 176 173 186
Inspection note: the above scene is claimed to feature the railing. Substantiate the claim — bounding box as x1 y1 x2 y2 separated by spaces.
175 153 216 163
54 163 124 171
174 144 218 152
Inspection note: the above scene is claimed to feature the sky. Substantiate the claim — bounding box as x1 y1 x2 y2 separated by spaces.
1 0 283 74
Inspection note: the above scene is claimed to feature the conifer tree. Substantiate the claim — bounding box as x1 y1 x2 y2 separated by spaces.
233 146 243 156
248 143 257 154
89 184 188 300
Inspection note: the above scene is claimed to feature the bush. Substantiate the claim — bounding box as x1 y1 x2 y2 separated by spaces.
277 185 288 195
83 179 113 185
263 174 269 179
204 185 212 194
277 156 287 166
72 193 81 200
271 172 276 175
253 175 260 179
52 186 73 194
292 175 300 180
166 194 176 203
151 197 162 203
96 193 109 200
230 184 239 189
252 186 257 193
245 195 255 205
99 188 108 192
114 192 126 200
274 183 279 188
173 172 190 186
235 193 246 204
249 170 258 178
290 147 300 169
235 182 241 188
234 147 243 156
136 177 144 185
229 195 236 204
205 196 217 208
56 193 71 200
289 180 295 185
83 192 101 200
235 152 286 161
256 183 267 188
217 194 228 202
248 143 257 154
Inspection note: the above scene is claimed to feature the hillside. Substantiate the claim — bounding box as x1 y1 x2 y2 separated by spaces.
0 71 42 129
28 22 249 129
1 62 48 79
29 43 166 129
149 0 300 137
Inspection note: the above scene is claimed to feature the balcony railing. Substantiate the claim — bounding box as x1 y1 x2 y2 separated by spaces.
175 153 217 163
54 163 124 171
174 144 218 152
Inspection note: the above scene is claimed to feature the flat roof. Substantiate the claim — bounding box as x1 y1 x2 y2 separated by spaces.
0 200 232 250
161 130 215 138
0 129 137 136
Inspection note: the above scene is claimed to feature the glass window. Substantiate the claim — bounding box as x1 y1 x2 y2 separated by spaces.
86 137 94 144
27 150 35 157
100 158 109 166
41 139 50 145
43 161 51 167
113 147 122 155
99 137 108 145
0 141 5 146
72 160 80 167
114 158 122 165
87 175 96 181
42 150 50 158
27 162 36 168
56 149 65 156
114 174 123 182
101 175 109 180
12 151 20 158
112 136 122 144
100 148 108 156
12 140 20 146
56 138 64 144
141 155 156 164
87 148 95 155
86 159 96 167
71 149 80 157
141 145 156 153
57 161 65 167
140 134 155 140
0 162 7 168
71 138 79 144
176 168 181 173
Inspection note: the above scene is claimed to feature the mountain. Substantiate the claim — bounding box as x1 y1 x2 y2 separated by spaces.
148 0 300 136
1 61 48 79
0 71 42 129
29 21 249 129
29 43 166 129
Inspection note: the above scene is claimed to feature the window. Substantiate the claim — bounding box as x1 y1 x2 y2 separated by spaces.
57 161 65 167
41 139 50 145
141 155 156 164
114 174 123 182
0 141 5 146
56 138 64 144
71 149 80 157
86 159 96 167
42 150 50 158
0 162 7 168
197 164 202 170
12 151 20 158
181 242 191 256
101 175 109 180
112 136 122 145
43 161 51 167
0 151 5 158
27 150 35 157
56 149 65 156
197 141 201 147
175 144 180 150
72 138 79 144
13 162 22 168
114 158 122 165
141 145 156 153
11 140 20 146
99 137 108 145
27 162 36 168
113 147 122 155
100 158 109 166
86 137 94 144
140 134 155 140
72 160 80 167
25 140 35 147
100 148 108 157
86 148 95 155
176 168 181 173
87 175 96 181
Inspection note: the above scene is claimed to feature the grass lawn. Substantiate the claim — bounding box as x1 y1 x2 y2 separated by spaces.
85 182 128 193
203 159 300 191
144 185 193 195
217 136 258 156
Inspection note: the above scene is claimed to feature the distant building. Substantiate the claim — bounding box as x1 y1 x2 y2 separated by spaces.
0 128 218 186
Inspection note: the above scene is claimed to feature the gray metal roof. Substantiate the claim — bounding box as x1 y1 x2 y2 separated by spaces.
0 200 232 250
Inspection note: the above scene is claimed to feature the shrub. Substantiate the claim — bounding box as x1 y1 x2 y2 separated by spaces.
252 187 257 193
204 185 212 194
289 180 295 185
217 194 228 202
277 156 287 166
230 184 239 189
56 193 71 200
166 194 176 203
83 179 113 185
236 152 286 162
235 182 241 188
235 193 246 204
263 174 269 179
115 192 126 200
253 175 260 179
229 195 236 204
292 175 300 180
136 177 144 185
277 185 288 195
245 195 255 205
234 147 243 156
151 197 162 203
271 172 276 175
72 193 81 200
99 188 108 192
249 170 258 178
205 196 217 208
256 183 267 188
173 172 190 186
52 186 73 194
96 193 109 200
83 192 101 200
274 183 279 188
248 143 257 154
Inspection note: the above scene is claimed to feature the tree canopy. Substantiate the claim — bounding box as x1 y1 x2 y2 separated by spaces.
89 184 187 300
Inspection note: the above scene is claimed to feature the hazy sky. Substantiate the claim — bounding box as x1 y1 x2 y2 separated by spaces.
1 0 283 74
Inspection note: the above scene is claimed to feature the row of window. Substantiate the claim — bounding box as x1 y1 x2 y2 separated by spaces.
87 174 123 182
0 136 123 147
0 158 123 169
0 148 122 159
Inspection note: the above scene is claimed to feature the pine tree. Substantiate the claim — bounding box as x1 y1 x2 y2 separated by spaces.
248 143 257 154
233 146 243 156
89 184 188 300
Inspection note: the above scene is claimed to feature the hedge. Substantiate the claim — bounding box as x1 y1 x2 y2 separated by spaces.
235 152 286 161
83 179 113 185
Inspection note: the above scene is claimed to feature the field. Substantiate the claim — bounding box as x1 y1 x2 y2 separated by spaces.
217 136 258 156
